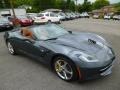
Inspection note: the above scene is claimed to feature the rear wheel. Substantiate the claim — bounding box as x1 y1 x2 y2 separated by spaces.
58 20 61 24
54 57 78 81
7 41 17 55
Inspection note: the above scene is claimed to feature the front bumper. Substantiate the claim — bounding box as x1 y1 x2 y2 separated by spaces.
78 56 115 81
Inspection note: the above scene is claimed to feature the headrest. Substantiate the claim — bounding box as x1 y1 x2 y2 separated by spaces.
21 27 33 37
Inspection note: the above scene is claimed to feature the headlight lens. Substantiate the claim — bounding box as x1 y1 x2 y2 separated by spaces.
75 51 98 62
108 48 114 58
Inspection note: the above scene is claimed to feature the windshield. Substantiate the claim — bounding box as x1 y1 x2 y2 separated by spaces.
31 24 69 40
0 18 9 23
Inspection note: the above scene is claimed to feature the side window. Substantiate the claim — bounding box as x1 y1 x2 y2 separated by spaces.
50 13 55 17
37 14 44 17
45 14 49 17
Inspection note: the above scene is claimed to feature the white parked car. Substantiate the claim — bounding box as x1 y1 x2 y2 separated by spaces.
27 13 37 20
93 15 99 19
34 12 61 24
80 12 89 18
56 12 66 21
112 15 120 20
104 15 111 20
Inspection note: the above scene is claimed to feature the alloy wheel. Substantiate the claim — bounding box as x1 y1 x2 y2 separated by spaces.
55 59 73 80
7 42 15 54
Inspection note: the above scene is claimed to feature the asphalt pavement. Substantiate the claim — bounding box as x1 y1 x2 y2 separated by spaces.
0 18 120 90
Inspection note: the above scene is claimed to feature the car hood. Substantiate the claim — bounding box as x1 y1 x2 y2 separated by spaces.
49 33 113 61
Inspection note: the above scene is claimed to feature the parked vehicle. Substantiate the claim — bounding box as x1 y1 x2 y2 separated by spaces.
27 13 37 20
4 24 115 81
112 15 120 20
104 15 111 20
34 12 61 24
65 13 72 20
93 15 99 19
75 13 80 18
0 17 13 30
9 15 33 26
80 12 89 18
70 12 76 19
56 12 66 21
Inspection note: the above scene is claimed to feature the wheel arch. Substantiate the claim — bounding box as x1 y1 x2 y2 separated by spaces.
50 53 80 81
50 53 77 70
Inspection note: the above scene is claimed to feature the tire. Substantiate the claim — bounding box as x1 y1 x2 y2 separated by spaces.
53 56 78 82
58 20 61 24
47 20 52 24
7 41 17 55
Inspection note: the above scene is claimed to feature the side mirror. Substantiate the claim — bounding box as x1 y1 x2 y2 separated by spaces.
68 31 72 34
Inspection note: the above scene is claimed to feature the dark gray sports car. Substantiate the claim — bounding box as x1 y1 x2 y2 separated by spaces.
4 24 115 81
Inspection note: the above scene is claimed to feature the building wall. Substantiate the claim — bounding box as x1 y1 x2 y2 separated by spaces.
0 8 26 16
92 6 115 16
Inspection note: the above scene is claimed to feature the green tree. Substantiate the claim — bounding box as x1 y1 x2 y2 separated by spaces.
69 1 75 11
0 0 76 12
114 2 120 14
93 0 110 9
78 0 92 12
14 0 33 7
66 0 71 10
0 0 11 8
32 0 56 11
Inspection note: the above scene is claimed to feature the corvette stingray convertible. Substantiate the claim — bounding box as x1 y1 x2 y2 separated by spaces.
4 24 115 81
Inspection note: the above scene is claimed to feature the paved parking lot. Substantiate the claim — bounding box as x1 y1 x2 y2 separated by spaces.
0 19 120 90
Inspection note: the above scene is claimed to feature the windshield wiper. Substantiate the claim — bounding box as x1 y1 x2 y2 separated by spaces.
44 38 58 41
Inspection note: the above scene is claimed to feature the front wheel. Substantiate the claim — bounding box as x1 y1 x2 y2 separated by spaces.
47 20 52 24
7 41 17 55
54 57 78 81
58 20 61 24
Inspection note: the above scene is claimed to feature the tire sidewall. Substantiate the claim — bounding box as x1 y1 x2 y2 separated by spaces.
53 56 78 82
7 41 16 55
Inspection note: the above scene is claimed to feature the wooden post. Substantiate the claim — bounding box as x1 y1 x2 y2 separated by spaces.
10 0 19 27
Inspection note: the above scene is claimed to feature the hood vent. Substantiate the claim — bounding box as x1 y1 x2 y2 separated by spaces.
88 39 96 44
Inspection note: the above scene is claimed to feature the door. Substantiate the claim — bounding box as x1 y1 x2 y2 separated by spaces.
20 38 50 63
50 13 58 22
20 39 43 58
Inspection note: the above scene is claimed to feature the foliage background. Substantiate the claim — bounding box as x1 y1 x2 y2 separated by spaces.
0 0 119 13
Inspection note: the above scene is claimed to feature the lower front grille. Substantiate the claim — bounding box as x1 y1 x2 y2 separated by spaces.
100 63 112 73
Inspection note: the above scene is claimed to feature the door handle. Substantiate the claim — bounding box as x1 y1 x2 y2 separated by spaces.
25 40 31 43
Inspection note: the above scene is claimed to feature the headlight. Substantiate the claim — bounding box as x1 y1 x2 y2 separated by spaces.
108 49 112 55
74 51 98 62
108 48 114 58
